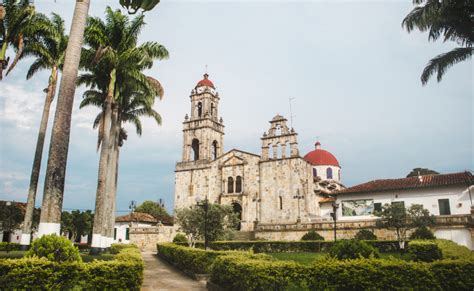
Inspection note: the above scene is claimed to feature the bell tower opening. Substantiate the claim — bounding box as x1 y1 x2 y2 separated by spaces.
192 139 200 160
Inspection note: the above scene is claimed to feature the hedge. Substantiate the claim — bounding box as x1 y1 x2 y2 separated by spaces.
211 255 474 290
0 242 21 252
0 243 144 290
408 240 442 262
156 243 272 275
185 240 402 253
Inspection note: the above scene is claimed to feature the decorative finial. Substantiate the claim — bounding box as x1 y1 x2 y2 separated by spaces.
185 114 189 120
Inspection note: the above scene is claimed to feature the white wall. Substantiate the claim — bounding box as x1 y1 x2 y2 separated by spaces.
113 222 154 244
434 229 473 250
313 165 341 182
336 185 472 221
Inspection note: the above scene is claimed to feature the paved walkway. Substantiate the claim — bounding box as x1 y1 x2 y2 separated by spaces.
141 252 207 291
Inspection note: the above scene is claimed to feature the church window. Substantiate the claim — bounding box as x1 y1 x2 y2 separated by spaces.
279 196 283 210
212 140 218 160
313 168 317 177
228 177 234 193
236 176 242 193
327 168 333 179
197 102 202 118
192 139 200 160
211 103 215 117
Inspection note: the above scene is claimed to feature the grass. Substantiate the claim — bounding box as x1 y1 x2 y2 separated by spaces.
269 251 410 264
0 251 115 262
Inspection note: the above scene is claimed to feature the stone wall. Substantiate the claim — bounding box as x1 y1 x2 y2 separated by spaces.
129 226 175 251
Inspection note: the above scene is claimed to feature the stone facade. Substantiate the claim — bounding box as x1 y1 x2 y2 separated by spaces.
129 226 175 251
174 75 335 231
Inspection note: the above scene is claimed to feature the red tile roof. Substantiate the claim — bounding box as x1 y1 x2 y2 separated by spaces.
336 171 473 195
115 212 157 223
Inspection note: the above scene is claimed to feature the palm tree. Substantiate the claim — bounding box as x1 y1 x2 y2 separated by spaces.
0 0 39 80
78 7 168 252
19 13 68 249
119 0 161 14
38 0 90 237
402 0 473 85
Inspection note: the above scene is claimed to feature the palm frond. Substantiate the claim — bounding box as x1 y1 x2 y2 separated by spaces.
421 47 472 85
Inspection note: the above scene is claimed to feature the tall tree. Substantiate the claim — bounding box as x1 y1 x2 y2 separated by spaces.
402 0 473 85
38 0 90 238
0 0 41 80
135 200 171 220
78 7 168 252
119 0 161 14
19 13 68 249
406 167 440 177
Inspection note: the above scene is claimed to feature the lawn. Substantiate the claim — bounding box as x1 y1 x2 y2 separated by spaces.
0 251 115 262
269 252 408 264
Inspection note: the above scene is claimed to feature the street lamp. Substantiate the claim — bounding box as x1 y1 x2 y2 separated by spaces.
195 196 209 250
129 200 136 227
293 190 304 223
330 202 340 241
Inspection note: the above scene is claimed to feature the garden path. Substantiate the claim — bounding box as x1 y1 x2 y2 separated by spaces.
141 252 207 291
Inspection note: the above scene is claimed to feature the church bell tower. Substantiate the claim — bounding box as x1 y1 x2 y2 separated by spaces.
181 74 225 162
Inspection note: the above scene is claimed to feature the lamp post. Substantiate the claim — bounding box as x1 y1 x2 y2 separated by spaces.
195 196 209 250
129 200 136 227
330 202 339 241
293 190 304 223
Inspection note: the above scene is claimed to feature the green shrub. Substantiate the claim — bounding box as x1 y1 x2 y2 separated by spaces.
354 229 377 240
408 240 442 262
172 233 188 244
25 234 81 263
433 239 474 260
410 227 436 240
329 239 379 260
109 243 138 254
0 242 21 252
0 242 144 290
430 259 474 290
301 230 324 241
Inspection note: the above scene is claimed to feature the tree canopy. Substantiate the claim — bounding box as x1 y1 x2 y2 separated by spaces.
135 200 171 221
60 210 93 243
406 168 440 177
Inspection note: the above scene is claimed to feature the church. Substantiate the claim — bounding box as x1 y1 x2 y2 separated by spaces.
173 74 344 231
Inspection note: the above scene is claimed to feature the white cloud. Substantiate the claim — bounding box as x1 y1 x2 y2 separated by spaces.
0 84 44 130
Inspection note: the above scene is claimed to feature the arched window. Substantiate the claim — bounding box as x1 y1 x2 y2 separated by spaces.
327 167 333 179
227 177 234 193
279 196 283 210
192 139 200 160
211 103 215 117
338 169 341 181
236 176 242 193
212 140 218 160
313 168 317 177
197 102 202 118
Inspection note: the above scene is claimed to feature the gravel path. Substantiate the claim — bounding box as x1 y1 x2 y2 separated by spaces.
141 252 207 291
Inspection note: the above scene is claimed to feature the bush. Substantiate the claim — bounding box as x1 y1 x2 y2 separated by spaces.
432 239 474 260
354 229 377 240
25 234 81 263
329 239 379 260
408 240 442 262
301 230 324 241
410 227 436 240
157 243 271 275
109 243 138 254
0 242 21 252
0 242 144 290
172 234 188 244
210 255 474 290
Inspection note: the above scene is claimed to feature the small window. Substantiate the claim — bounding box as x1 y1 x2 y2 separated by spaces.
279 196 283 210
236 176 242 193
227 177 234 193
114 228 117 240
125 228 130 240
313 168 317 177
338 169 341 180
211 103 215 117
374 203 382 213
327 168 333 179
212 140 218 160
438 199 451 215
192 139 200 160
197 102 202 118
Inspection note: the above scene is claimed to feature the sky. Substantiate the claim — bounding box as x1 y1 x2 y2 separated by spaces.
0 0 472 215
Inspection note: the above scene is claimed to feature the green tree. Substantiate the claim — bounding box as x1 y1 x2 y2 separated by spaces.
135 200 171 220
175 203 239 247
402 0 473 85
376 203 434 249
20 13 68 247
0 201 23 234
0 0 40 79
406 168 440 177
78 7 168 249
119 0 161 14
60 210 93 242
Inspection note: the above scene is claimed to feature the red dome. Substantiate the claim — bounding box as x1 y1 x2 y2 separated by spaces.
304 142 340 167
196 73 215 89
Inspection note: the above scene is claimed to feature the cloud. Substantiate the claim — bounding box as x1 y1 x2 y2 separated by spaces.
0 83 44 130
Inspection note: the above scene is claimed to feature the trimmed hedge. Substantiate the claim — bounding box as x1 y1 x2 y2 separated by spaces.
211 254 474 290
187 240 402 253
408 240 442 262
157 243 271 275
0 242 21 252
432 239 474 260
0 243 144 290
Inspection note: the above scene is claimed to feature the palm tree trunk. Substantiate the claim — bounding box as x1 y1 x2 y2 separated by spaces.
20 67 58 249
38 0 90 237
0 41 8 80
91 68 115 252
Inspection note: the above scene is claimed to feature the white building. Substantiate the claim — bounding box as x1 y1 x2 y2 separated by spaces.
334 171 474 249
114 212 159 244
